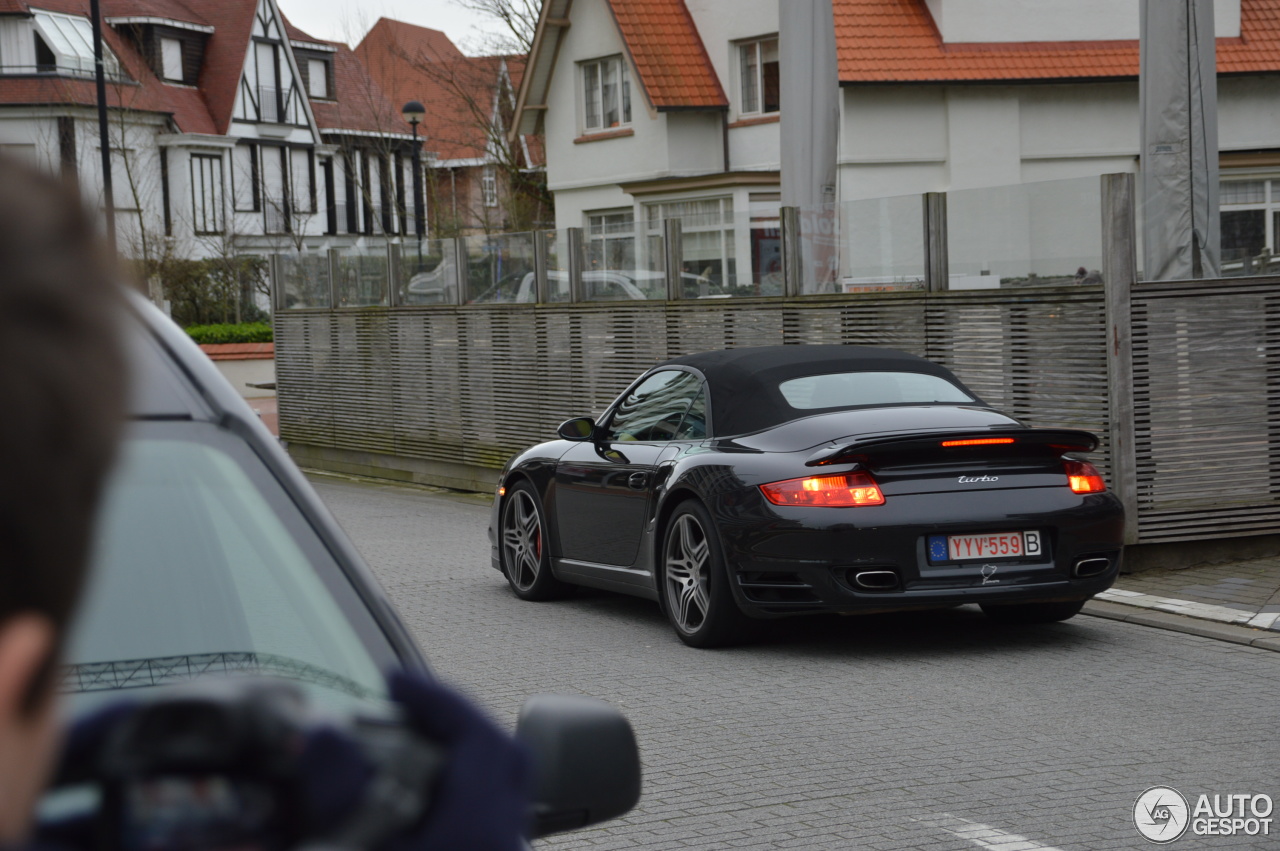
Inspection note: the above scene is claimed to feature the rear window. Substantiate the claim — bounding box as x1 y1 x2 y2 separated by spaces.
779 371 973 409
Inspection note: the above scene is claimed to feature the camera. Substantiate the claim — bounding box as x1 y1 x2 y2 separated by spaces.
44 679 443 851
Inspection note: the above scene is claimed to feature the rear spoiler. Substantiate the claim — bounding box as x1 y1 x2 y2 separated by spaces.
805 428 1098 467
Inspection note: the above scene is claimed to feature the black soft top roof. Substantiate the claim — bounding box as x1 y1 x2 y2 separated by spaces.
660 345 976 436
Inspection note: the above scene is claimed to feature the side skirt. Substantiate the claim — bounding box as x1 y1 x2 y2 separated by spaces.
554 558 659 602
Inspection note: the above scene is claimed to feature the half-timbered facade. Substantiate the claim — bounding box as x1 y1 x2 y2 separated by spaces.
0 0 420 266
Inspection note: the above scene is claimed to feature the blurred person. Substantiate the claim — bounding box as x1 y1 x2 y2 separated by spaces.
0 154 528 851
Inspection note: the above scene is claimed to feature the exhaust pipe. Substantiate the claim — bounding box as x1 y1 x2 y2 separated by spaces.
1074 557 1110 578
853 570 899 590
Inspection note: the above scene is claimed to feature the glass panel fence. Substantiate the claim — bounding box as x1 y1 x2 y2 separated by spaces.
584 219 665 301
464 232 537 304
542 230 571 303
399 238 458 305
277 251 330 309
792 195 926 295
335 248 389 307
948 176 1103 288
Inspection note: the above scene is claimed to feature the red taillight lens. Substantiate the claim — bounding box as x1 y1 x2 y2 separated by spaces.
760 471 885 507
1064 459 1106 494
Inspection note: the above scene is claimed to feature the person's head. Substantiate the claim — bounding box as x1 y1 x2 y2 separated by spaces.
0 154 127 840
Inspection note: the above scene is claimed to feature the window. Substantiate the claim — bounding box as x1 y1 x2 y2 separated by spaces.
645 197 737 288
255 41 281 122
606 371 704 442
481 168 498 207
161 37 183 82
290 148 314 214
779 372 973 410
1220 177 1280 276
232 144 260 212
190 154 224 234
586 209 636 271
307 58 329 99
750 192 782 293
581 56 631 132
31 10 121 77
739 37 779 115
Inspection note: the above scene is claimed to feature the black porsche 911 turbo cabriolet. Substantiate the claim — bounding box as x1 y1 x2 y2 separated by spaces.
488 345 1124 647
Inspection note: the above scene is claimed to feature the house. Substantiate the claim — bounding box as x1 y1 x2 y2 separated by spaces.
513 0 1280 287
0 0 421 279
355 17 549 236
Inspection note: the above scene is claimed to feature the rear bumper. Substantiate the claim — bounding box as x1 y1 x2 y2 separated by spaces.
714 486 1124 618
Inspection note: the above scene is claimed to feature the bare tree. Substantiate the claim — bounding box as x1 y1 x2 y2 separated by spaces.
451 0 539 54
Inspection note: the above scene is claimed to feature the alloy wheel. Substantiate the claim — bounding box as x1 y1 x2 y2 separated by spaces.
664 514 712 633
502 489 543 591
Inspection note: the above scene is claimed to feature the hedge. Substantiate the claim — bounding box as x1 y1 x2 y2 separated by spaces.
186 322 273 345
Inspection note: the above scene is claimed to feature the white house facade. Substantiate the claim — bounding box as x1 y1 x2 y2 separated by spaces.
515 0 1280 288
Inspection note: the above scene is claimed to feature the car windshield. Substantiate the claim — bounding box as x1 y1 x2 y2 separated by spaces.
779 371 974 409
62 422 398 716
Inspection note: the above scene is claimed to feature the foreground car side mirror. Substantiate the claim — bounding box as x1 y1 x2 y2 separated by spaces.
517 694 641 837
557 417 596 441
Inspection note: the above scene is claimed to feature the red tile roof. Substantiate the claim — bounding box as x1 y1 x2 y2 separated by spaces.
0 0 217 133
605 0 726 109
309 40 407 136
356 20 516 162
834 0 1280 83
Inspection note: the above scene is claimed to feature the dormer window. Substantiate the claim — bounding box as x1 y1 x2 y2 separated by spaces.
32 10 121 77
161 37 183 81
307 58 329 99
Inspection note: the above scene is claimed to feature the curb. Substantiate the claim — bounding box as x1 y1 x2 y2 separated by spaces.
1083 600 1280 652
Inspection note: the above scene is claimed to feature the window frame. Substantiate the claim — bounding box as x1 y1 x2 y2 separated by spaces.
189 152 225 235
160 36 183 82
580 55 632 133
1220 176 1280 275
481 168 498 208
737 36 779 117
585 208 637 272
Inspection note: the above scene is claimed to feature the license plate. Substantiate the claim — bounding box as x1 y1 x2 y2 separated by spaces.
929 531 1041 562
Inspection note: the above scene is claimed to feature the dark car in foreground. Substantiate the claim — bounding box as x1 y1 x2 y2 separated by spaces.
57 296 640 839
489 345 1124 647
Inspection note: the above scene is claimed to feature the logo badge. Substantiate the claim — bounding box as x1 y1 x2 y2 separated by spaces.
980 564 999 585
1134 786 1190 843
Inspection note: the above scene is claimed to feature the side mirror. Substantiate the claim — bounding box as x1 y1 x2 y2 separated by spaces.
557 417 596 441
517 694 641 838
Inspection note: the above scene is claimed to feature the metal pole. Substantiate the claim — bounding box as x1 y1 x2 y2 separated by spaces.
410 121 425 270
1101 172 1140 546
89 0 115 252
664 218 684 300
533 229 549 304
780 206 802 297
452 236 468 305
923 191 949 292
566 227 586 303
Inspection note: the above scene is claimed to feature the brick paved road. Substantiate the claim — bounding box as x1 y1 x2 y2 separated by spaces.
312 476 1280 850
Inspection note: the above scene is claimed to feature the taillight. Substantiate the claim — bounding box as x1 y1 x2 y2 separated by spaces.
760 471 885 507
1064 459 1106 494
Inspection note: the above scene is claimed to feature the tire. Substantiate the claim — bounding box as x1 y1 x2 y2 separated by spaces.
659 501 751 648
499 481 573 601
980 599 1086 624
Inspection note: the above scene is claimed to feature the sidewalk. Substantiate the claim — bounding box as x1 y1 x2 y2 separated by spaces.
1083 555 1280 652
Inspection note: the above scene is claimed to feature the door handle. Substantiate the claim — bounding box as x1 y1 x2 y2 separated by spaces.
627 472 648 490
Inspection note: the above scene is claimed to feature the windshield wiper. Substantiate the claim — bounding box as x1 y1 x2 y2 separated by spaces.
62 652 379 700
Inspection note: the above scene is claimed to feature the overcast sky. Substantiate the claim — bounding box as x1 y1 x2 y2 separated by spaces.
276 0 509 53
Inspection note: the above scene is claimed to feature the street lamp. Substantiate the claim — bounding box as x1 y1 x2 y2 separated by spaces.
402 101 426 270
